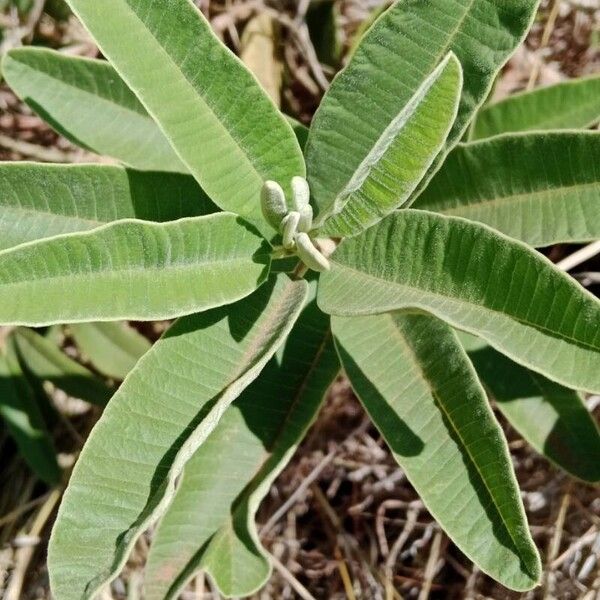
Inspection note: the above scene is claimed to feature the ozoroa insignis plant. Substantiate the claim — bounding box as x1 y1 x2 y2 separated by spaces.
0 0 600 597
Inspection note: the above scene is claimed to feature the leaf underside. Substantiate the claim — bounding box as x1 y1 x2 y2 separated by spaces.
0 162 215 251
333 312 540 591
145 289 339 599
459 332 600 483
317 52 462 237
64 0 304 235
470 74 600 139
306 0 539 215
2 48 187 172
318 210 600 394
0 213 270 326
0 342 60 485
13 327 113 406
48 274 308 600
414 132 600 247
70 321 151 380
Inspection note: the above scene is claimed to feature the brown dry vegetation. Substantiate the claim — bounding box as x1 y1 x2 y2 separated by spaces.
0 1 599 599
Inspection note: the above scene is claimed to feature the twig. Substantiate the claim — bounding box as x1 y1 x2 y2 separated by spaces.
527 0 561 90
418 530 443 600
385 506 419 600
0 491 51 528
269 552 318 600
556 241 600 272
260 450 335 536
544 484 571 599
0 134 79 163
4 487 62 600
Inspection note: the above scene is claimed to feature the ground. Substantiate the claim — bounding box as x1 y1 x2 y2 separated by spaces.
0 1 599 598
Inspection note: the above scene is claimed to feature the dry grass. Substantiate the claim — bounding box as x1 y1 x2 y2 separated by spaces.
0 1 599 598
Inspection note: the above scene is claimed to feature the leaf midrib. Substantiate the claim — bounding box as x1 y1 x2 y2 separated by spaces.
433 179 600 215
383 313 526 563
99 0 266 198
330 260 599 352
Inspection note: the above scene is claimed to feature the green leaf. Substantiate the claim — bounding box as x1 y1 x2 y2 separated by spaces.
2 48 187 173
460 332 600 483
0 163 216 251
332 312 540 591
306 0 539 215
65 0 305 234
48 275 308 600
14 327 112 407
470 75 600 139
315 53 462 237
70 322 151 380
145 288 339 599
318 210 600 393
0 213 270 326
0 340 61 484
413 132 600 247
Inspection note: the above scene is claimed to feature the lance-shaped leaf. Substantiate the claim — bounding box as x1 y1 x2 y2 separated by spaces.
413 132 600 247
145 290 339 599
315 53 462 237
0 213 270 326
318 210 600 394
306 0 539 218
332 312 540 591
48 275 308 600
70 322 151 380
2 48 187 173
14 327 112 406
470 75 600 140
0 163 215 251
65 0 305 233
0 340 61 485
459 333 600 483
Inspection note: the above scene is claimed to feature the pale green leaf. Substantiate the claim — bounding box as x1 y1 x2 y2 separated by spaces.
459 332 600 483
2 48 187 172
0 340 61 484
48 275 308 600
318 210 600 393
306 0 539 216
333 312 540 591
0 213 270 326
471 75 600 139
316 53 462 237
0 162 216 251
70 322 151 380
413 132 600 246
145 289 338 599
65 0 305 234
14 327 112 406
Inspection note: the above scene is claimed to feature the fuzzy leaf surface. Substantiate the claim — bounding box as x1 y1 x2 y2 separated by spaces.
0 213 270 326
413 132 600 246
0 342 60 484
2 48 187 172
470 75 600 139
318 210 600 393
48 275 308 600
333 312 540 591
316 53 462 237
14 328 112 406
145 289 338 599
0 163 215 251
70 322 151 380
306 0 539 216
460 333 600 483
65 0 304 234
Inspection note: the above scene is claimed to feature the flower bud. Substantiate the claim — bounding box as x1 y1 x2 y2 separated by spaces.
281 211 301 250
290 176 310 212
295 232 330 272
261 180 288 230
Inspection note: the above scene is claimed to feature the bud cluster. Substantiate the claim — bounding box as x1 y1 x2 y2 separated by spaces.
261 177 330 272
